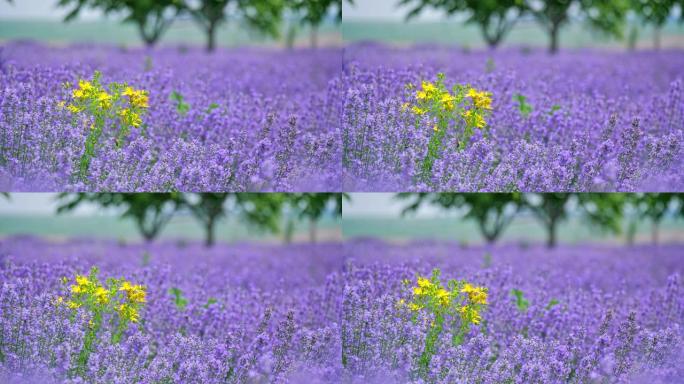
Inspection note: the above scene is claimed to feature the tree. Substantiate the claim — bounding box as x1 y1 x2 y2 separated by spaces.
284 0 342 49
180 193 284 246
523 193 624 248
526 0 629 54
399 0 525 49
57 0 184 47
523 193 573 248
630 0 679 49
283 193 346 243
183 0 285 52
57 193 183 242
397 193 522 244
627 193 680 245
577 193 625 238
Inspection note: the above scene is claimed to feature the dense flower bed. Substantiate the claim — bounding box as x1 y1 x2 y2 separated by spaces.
0 238 344 383
342 45 684 191
342 240 684 383
0 43 343 191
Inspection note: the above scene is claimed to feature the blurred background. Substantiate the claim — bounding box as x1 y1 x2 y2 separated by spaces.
0 0 341 50
343 0 684 51
343 193 684 246
0 193 342 244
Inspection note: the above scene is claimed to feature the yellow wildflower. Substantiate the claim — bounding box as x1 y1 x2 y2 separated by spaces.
408 303 423 312
123 86 149 109
411 106 426 116
78 80 93 93
440 93 455 107
97 91 111 108
66 104 81 113
401 102 410 112
75 275 89 287
471 310 481 325
416 91 427 101
67 301 81 309
436 288 450 306
461 283 488 305
71 284 83 294
413 286 424 296
129 285 146 303
462 110 486 129
118 109 142 127
421 81 436 94
118 303 140 323
417 277 432 288
120 281 133 292
466 88 492 110
94 286 109 304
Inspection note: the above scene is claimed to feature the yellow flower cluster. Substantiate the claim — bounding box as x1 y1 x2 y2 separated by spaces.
118 108 143 128
466 88 492 110
122 86 149 109
402 73 493 140
400 269 488 327
57 267 146 326
400 268 490 368
60 72 149 130
459 283 488 325
411 276 451 309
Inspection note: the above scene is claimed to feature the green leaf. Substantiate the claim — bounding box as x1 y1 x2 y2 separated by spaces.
169 91 190 116
513 93 532 118
510 288 529 312
168 287 188 310
203 297 218 308
545 298 559 310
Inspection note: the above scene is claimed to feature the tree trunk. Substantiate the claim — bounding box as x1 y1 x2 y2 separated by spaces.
486 37 499 50
205 217 215 247
310 26 318 49
207 23 217 52
651 220 659 245
546 219 557 248
653 26 661 50
549 23 560 54
626 219 636 246
627 25 638 51
143 232 155 242
309 218 317 243
286 25 297 50
284 219 294 244
143 37 156 48
481 25 500 50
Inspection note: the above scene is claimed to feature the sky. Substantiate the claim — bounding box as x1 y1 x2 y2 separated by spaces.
0 0 105 20
0 194 106 216
1 0 429 22
0 193 435 219
343 0 444 21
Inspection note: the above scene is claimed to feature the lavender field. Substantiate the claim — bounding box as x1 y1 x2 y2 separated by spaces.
0 43 343 191
0 237 344 383
342 45 684 191
343 240 684 383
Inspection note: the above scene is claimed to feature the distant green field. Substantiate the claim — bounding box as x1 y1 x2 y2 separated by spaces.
0 214 341 244
342 215 684 245
0 19 340 47
343 20 684 49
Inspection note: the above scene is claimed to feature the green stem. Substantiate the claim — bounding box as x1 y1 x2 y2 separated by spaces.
420 126 446 181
